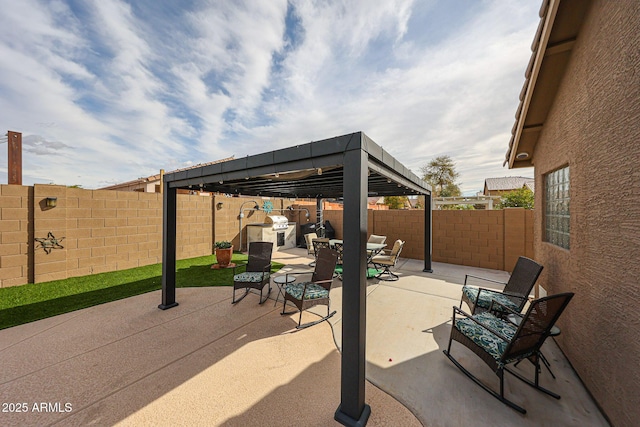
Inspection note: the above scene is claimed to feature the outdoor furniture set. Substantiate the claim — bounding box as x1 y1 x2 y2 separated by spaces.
445 256 575 414
232 233 406 329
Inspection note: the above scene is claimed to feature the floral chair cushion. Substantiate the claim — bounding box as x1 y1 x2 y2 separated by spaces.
455 312 518 363
284 282 329 300
462 285 521 312
234 272 269 283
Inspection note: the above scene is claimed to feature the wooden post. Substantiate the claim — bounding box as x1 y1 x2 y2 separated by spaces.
7 131 22 185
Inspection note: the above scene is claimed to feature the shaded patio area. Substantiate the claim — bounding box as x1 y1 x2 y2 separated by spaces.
0 248 608 426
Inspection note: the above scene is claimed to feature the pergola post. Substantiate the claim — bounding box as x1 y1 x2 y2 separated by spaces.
159 182 178 310
316 197 324 237
335 147 371 426
424 192 433 273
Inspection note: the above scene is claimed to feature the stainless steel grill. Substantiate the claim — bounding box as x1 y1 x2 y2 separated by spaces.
265 215 289 230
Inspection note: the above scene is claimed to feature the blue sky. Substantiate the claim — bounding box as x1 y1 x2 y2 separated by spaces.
0 0 538 193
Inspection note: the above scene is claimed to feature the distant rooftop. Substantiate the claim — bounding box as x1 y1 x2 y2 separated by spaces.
99 156 235 190
484 176 534 192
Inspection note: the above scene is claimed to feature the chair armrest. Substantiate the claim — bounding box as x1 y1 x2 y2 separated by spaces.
477 288 526 310
282 269 314 276
312 278 334 291
374 248 392 255
464 274 507 287
488 300 523 318
232 263 248 274
452 306 510 343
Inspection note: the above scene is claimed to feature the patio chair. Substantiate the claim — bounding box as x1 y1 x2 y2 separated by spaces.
312 238 331 265
304 232 318 266
460 256 543 315
281 247 339 329
371 239 405 281
231 241 273 305
332 241 344 280
443 292 574 414
367 234 387 245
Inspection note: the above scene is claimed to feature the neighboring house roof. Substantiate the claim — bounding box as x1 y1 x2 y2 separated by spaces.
524 180 535 192
368 196 385 205
100 156 235 190
484 176 534 193
504 0 592 168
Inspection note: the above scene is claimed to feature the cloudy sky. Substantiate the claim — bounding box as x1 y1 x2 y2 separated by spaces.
0 0 537 194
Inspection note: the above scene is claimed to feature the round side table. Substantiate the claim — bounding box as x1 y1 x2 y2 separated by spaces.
508 314 561 378
273 275 296 306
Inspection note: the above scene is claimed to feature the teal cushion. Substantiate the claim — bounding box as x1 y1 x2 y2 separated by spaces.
285 282 329 300
462 285 521 312
234 272 269 283
455 312 517 362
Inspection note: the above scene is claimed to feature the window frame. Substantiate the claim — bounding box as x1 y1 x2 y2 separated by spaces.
544 165 570 249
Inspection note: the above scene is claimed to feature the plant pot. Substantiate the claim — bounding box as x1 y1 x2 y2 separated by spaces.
214 246 234 267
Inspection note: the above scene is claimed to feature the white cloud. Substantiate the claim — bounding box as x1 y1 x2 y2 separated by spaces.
0 0 536 191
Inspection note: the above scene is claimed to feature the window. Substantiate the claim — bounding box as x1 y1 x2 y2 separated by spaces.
545 166 570 249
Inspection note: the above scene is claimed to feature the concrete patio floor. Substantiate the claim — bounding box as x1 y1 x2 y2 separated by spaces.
0 248 609 426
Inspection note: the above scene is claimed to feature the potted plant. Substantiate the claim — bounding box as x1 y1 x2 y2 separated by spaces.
213 241 234 268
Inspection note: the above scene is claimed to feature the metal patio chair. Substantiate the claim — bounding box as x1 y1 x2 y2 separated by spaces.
460 256 543 315
371 239 405 281
444 292 574 414
231 241 273 304
367 234 387 245
281 247 338 329
311 238 330 265
332 241 344 280
304 232 319 266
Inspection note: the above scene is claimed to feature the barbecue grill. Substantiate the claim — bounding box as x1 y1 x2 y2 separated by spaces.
247 215 296 251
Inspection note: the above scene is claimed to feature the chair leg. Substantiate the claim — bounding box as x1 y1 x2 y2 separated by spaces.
296 309 336 329
258 285 272 305
505 365 561 400
443 348 527 414
375 266 399 281
232 287 249 304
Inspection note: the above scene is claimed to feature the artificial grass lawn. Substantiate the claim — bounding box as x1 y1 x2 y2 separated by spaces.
0 253 283 330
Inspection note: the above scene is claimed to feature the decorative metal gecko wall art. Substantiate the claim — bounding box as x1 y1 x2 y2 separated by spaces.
35 232 65 254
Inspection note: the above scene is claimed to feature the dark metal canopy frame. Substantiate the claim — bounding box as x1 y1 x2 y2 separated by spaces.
160 132 432 426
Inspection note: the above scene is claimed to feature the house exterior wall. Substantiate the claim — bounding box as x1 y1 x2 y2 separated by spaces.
530 1 640 425
0 185 212 287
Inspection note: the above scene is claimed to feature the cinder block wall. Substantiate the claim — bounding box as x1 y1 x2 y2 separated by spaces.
0 184 213 287
308 208 533 272
0 185 33 287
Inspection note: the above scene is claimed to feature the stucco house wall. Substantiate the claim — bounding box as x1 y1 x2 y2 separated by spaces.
530 2 640 425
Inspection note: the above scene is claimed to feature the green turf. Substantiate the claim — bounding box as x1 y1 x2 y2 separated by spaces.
0 253 283 330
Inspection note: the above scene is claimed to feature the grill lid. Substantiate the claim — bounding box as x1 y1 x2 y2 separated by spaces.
265 215 289 229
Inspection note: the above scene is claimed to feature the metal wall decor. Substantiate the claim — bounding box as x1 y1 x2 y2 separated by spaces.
261 200 274 213
35 232 65 254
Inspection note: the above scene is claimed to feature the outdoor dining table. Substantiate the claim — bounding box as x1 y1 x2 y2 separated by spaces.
328 239 386 258
329 239 386 278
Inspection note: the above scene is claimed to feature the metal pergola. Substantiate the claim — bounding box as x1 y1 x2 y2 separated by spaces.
159 131 432 426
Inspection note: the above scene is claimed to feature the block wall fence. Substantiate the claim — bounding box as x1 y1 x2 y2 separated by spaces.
321 207 533 272
1 185 532 288
0 184 212 287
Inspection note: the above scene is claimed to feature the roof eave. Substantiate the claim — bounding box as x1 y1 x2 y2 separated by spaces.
505 0 561 169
